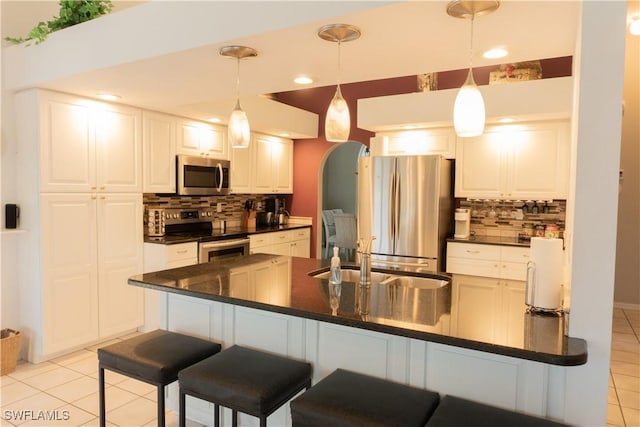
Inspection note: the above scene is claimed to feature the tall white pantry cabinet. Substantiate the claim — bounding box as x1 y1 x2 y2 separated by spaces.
15 89 144 362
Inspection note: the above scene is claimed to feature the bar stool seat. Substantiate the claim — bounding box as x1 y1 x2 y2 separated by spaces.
425 395 571 427
290 368 440 427
178 345 312 427
97 329 221 427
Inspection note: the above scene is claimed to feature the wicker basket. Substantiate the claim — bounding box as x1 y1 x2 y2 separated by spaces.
1 329 21 375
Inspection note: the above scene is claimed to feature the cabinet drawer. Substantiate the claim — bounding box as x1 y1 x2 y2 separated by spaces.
447 242 501 261
167 242 198 262
289 228 310 240
500 246 531 263
250 233 274 248
446 257 500 278
272 231 290 243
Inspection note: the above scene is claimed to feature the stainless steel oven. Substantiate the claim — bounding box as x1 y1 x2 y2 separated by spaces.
199 238 250 264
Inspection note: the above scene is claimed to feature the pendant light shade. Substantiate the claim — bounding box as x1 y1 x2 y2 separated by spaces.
228 99 250 148
220 45 258 149
454 69 485 137
447 1 499 138
325 85 350 142
318 23 361 143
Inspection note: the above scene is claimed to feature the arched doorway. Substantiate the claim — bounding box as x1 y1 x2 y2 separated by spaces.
317 141 368 259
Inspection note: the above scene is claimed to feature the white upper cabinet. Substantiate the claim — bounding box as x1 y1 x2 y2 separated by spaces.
176 118 228 159
229 144 253 194
143 111 176 193
37 91 142 193
370 127 456 158
250 133 293 194
455 120 570 200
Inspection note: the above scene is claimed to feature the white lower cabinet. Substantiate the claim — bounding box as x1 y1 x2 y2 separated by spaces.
161 294 557 425
446 242 529 346
34 193 143 360
249 228 310 258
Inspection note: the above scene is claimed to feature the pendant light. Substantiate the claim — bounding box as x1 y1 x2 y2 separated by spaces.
220 45 258 148
318 24 361 143
447 1 500 137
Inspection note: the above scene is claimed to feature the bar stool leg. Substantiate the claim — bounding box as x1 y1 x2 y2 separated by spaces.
259 416 267 427
99 367 106 427
157 385 165 427
179 389 186 427
214 404 220 427
232 409 238 427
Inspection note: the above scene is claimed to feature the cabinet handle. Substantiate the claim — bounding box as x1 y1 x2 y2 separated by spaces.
100 186 106 190
503 264 507 268
466 250 480 254
91 195 97 200
177 250 188 254
494 264 499 268
91 186 97 190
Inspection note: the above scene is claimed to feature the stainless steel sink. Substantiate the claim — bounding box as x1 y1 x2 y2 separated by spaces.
311 268 392 284
379 276 449 289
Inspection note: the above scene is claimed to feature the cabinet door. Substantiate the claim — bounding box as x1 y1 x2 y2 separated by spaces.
271 138 293 193
252 135 274 193
40 194 99 354
501 280 526 347
176 119 202 156
454 131 505 198
97 194 144 337
95 104 142 192
451 275 502 343
143 111 176 193
230 145 253 194
40 93 95 192
373 128 456 158
270 257 292 305
507 121 569 199
200 123 228 159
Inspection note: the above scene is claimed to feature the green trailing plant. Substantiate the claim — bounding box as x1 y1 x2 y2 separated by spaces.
5 0 113 45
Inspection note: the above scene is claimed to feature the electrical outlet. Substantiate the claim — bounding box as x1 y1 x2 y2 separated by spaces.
216 202 222 213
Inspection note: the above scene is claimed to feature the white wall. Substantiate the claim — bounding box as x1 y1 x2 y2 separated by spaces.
564 1 627 425
614 0 640 307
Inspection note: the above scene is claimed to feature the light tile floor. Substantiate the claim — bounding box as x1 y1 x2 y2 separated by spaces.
608 308 640 427
0 332 202 427
1 310 639 426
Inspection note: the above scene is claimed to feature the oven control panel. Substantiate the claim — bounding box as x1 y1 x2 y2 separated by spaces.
145 207 214 236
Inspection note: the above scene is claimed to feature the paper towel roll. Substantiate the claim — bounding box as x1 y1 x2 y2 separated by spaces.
526 237 564 311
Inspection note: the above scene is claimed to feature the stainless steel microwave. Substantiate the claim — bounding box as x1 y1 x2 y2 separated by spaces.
177 155 230 196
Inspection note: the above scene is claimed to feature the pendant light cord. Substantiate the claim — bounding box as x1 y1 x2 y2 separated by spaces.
468 13 475 71
235 57 241 102
337 40 342 88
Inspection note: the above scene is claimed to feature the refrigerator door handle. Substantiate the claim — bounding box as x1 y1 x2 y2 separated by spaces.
395 171 401 241
389 169 396 246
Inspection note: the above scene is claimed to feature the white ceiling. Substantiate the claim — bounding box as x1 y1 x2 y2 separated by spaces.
2 1 581 131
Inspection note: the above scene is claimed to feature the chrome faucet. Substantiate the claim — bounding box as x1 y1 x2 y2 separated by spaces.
357 237 376 288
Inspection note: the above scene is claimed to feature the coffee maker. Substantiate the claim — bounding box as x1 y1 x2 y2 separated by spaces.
454 208 471 239
265 198 287 225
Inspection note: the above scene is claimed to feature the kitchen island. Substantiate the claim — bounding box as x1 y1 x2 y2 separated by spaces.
129 254 586 425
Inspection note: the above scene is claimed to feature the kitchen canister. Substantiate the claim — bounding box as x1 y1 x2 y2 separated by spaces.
526 237 564 312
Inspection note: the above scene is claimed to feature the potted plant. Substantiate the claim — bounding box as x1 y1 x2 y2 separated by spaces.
5 0 113 45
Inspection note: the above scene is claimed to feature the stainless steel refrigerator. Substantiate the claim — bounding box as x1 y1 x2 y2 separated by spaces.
357 155 453 272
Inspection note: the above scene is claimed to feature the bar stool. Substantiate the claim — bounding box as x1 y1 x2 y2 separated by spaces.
97 329 221 427
424 395 571 427
178 345 312 427
290 368 440 427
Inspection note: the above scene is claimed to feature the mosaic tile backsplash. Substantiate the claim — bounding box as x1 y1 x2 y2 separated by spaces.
143 194 287 225
457 199 566 239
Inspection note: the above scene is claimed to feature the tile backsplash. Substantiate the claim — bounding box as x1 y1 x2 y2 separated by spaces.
457 199 566 238
143 194 274 224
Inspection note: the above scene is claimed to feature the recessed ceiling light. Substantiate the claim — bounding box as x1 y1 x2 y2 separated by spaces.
280 132 290 137
294 76 314 85
630 17 640 36
207 117 222 123
483 48 508 59
402 125 417 130
498 117 516 123
96 93 121 101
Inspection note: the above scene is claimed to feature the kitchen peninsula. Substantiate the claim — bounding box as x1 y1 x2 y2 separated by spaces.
129 253 586 425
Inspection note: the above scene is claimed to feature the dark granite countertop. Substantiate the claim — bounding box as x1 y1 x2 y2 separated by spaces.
128 254 587 366
447 235 531 247
144 223 311 245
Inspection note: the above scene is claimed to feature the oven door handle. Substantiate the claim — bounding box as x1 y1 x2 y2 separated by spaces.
200 238 250 250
